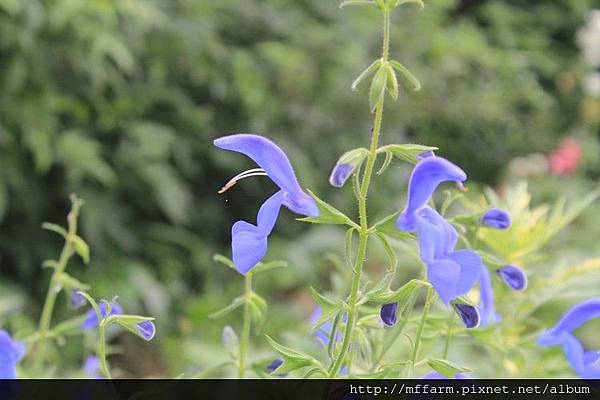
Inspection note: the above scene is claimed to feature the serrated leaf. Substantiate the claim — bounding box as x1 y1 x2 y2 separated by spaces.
297 190 356 226
427 358 471 378
209 297 245 320
69 235 89 264
373 212 415 241
249 260 287 276
265 335 321 374
213 254 237 271
389 60 421 91
369 65 388 112
377 143 437 164
386 64 399 100
351 59 382 90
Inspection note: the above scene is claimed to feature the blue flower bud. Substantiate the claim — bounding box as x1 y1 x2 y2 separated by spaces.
329 163 355 187
453 303 480 329
136 321 156 341
70 290 86 309
83 355 101 379
417 150 435 160
481 208 511 229
496 265 527 291
266 358 288 377
380 303 398 326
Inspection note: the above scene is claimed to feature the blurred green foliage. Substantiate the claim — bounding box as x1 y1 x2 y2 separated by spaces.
0 0 598 376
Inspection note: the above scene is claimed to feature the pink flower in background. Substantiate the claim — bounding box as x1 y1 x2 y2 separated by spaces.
548 138 582 176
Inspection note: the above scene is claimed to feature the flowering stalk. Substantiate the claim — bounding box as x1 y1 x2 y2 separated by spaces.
238 274 253 378
33 195 85 372
328 9 391 377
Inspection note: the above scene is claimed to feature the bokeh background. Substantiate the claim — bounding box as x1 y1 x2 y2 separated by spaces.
0 0 598 377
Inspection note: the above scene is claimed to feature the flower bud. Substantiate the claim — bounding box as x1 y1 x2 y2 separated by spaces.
329 148 369 188
481 208 511 229
496 265 527 291
453 303 480 329
380 302 398 326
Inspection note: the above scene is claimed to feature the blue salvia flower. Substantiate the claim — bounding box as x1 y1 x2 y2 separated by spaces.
453 303 480 329
214 134 319 274
538 299 600 379
422 371 471 379
481 208 511 229
0 330 25 379
83 355 101 379
81 302 124 330
136 320 157 341
496 265 528 291
266 358 288 377
70 289 87 309
380 303 398 326
329 163 355 188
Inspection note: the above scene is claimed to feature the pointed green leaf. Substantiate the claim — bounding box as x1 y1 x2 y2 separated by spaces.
309 287 341 329
55 272 90 291
377 143 437 164
112 314 155 340
369 65 388 112
427 358 471 378
249 260 287 275
297 190 357 227
390 60 421 91
376 150 394 175
375 232 398 272
265 335 322 374
371 278 430 304
248 292 268 325
386 64 399 100
213 254 237 271
209 297 245 320
42 222 68 239
351 60 382 91
69 234 90 264
373 211 415 241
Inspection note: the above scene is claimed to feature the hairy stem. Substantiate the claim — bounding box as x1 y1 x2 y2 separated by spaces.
33 197 83 372
329 10 391 377
238 273 253 378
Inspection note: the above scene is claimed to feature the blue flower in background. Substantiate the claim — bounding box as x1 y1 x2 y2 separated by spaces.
83 355 101 379
214 134 319 274
478 267 500 327
481 208 511 229
453 303 480 329
310 305 337 346
380 303 398 326
422 371 471 379
70 290 87 309
496 265 528 291
538 299 600 379
81 302 123 330
0 330 25 379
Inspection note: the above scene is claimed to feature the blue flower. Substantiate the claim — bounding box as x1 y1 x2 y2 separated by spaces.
81 302 123 330
266 358 288 377
214 134 319 274
136 320 156 342
396 156 467 232
496 265 527 291
481 208 511 229
0 330 25 379
83 355 101 379
329 163 355 187
422 371 471 379
380 303 398 326
310 305 337 346
70 290 87 309
538 299 600 379
478 266 500 326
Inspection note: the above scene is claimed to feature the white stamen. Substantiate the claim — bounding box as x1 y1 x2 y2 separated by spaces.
218 168 268 194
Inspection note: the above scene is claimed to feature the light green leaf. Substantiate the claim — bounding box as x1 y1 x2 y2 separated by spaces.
373 211 415 241
69 235 90 264
249 260 287 276
213 254 237 271
265 335 322 374
111 314 155 341
427 358 471 378
297 190 356 227
209 297 245 320
377 143 437 164
376 150 394 175
55 272 90 291
386 64 399 100
309 287 341 329
370 278 430 304
248 292 268 325
42 222 68 239
374 232 398 272
369 64 388 112
389 60 421 91
351 59 382 90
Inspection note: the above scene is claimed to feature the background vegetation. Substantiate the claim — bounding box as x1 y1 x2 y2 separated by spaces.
0 0 598 377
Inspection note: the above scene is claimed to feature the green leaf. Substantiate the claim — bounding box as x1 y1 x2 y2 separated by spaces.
427 358 471 378
222 326 240 360
249 260 287 275
213 254 237 271
370 278 430 304
265 335 322 374
351 59 382 90
41 222 68 239
396 0 425 9
340 0 376 8
297 190 356 227
248 292 268 325
369 64 388 112
112 314 155 340
389 60 421 91
209 297 245 320
309 287 341 329
55 272 90 291
377 143 437 164
374 232 398 272
376 150 393 175
373 212 415 241
69 234 90 264
385 64 399 100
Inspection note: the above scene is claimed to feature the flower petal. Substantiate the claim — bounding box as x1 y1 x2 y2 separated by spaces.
478 267 500 327
538 298 600 346
256 191 284 237
396 157 467 231
414 207 457 264
453 303 481 329
481 208 511 229
329 163 355 188
380 303 398 326
0 330 24 379
231 221 268 275
446 249 483 297
427 259 461 305
214 134 318 217
496 265 528 291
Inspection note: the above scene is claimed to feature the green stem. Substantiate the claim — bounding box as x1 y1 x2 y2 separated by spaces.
443 311 455 359
33 198 83 372
238 273 253 378
328 10 391 378
409 286 433 377
98 321 112 379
